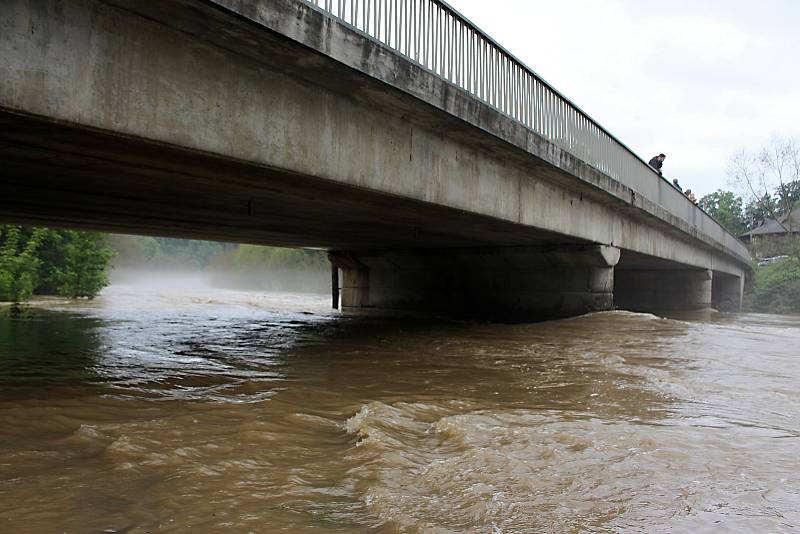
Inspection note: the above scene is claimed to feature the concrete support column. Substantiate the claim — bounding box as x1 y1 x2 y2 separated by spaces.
328 252 369 308
614 269 713 312
329 245 620 322
712 271 744 312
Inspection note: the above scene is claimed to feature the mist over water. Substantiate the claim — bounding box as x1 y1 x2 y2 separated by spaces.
108 235 331 295
110 266 330 295
1 280 799 532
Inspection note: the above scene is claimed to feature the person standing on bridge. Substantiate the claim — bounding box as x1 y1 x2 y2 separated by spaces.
648 153 666 175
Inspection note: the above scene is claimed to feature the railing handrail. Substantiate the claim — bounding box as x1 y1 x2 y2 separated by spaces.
430 1 653 172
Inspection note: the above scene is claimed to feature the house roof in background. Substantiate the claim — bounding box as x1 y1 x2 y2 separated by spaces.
742 210 800 237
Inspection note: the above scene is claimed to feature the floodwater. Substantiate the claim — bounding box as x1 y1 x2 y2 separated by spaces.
1 283 799 533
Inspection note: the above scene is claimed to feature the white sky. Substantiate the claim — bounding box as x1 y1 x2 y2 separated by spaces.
447 0 800 197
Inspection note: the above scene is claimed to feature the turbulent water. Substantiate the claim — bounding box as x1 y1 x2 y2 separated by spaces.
0 283 799 533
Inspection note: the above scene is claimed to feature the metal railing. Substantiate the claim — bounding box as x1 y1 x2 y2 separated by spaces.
302 0 745 256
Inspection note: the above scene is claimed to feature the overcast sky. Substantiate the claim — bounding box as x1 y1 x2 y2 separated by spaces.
447 0 800 197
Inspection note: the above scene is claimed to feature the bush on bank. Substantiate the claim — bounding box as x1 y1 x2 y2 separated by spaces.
744 258 800 314
0 225 114 302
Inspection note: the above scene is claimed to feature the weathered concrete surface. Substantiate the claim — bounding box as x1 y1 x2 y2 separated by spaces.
0 0 750 317
331 245 620 321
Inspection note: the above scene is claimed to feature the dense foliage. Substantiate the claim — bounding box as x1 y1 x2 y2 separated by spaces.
744 258 800 314
0 225 114 302
699 182 800 239
39 230 115 298
698 190 747 236
0 226 46 302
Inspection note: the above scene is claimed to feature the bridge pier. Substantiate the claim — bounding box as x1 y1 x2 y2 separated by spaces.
330 245 620 322
614 269 714 312
712 271 745 312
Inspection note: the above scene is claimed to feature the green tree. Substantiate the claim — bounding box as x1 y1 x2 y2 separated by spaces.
698 190 746 236
40 230 115 299
0 226 47 302
775 180 800 216
1 225 115 302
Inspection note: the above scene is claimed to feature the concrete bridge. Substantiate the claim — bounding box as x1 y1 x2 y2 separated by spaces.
0 0 750 320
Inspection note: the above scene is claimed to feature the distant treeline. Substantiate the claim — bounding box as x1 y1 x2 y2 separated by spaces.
698 182 800 240
207 244 329 293
109 234 330 293
109 234 236 270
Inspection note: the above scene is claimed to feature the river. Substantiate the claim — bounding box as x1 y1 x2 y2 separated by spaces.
1 283 798 533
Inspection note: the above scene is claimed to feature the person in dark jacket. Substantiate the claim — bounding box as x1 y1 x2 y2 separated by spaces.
648 153 666 174
672 178 683 192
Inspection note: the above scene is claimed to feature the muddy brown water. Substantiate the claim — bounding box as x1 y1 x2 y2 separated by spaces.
0 283 798 533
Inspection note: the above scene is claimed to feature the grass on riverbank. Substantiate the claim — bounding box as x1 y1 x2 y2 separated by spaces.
744 258 800 314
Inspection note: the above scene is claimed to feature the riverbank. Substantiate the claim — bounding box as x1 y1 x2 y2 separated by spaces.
1 296 84 310
744 257 800 314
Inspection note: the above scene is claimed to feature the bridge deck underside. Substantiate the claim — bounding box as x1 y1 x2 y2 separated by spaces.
0 109 583 250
